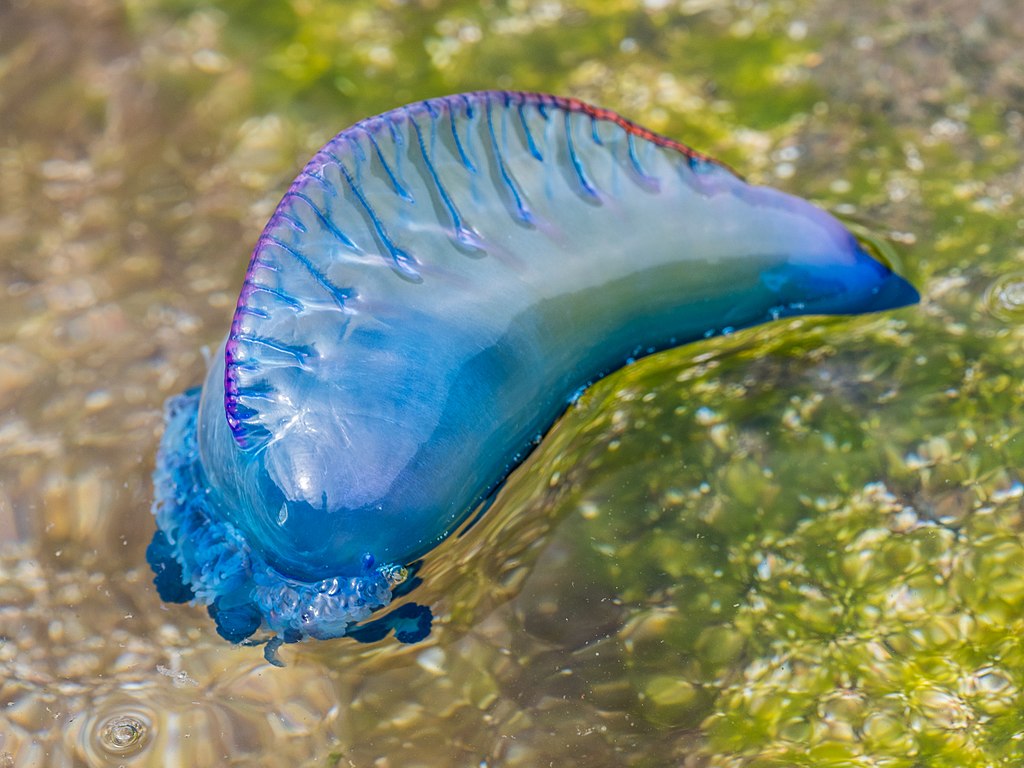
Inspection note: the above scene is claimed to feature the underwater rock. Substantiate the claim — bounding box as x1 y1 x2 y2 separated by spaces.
148 91 918 658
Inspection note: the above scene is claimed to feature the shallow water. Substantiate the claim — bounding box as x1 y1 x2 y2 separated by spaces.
1 0 1022 765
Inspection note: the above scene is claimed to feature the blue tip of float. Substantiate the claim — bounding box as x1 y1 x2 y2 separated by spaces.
867 271 920 313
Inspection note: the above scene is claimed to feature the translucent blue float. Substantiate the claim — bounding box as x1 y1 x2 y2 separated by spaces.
148 91 918 660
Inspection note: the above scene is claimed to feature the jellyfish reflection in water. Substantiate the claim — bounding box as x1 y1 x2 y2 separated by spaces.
147 91 918 664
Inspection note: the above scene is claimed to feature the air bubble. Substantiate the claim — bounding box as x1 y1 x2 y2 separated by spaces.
98 713 150 757
985 272 1024 322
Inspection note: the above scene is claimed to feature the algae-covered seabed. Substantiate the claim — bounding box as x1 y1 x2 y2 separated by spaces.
1 0 1022 765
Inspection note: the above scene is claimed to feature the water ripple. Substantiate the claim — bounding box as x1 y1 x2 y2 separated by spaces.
984 272 1024 321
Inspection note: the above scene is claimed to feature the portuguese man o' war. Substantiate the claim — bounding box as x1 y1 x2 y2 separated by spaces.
148 91 918 661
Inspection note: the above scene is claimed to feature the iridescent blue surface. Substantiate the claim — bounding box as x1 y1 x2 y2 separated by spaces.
149 91 918 656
